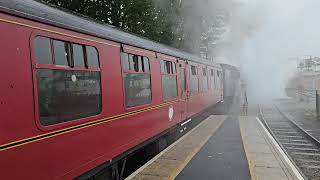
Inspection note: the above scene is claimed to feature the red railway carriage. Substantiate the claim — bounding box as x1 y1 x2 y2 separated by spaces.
0 1 223 179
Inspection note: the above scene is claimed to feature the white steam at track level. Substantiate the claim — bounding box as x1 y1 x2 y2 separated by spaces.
233 0 320 104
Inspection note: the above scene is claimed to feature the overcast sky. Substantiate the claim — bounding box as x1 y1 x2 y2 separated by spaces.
235 0 320 103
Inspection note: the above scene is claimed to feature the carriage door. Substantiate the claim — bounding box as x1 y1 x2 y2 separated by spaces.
178 59 188 121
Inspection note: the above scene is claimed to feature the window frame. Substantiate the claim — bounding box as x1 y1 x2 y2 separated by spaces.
210 68 216 90
120 52 153 109
216 70 223 90
52 39 72 67
180 67 187 92
30 31 103 131
202 67 209 93
86 45 100 67
71 43 86 67
34 36 53 65
34 36 100 72
160 59 178 101
190 64 200 96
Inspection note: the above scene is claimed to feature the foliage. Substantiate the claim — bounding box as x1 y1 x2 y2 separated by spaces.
39 0 235 58
40 0 175 45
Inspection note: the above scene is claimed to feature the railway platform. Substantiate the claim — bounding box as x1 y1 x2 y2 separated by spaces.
126 115 303 180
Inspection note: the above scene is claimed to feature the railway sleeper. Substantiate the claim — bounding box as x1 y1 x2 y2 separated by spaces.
278 139 309 143
276 135 305 139
273 131 298 135
287 147 320 153
300 165 320 170
291 152 320 161
282 142 313 147
296 158 320 166
266 121 290 125
273 128 295 131
269 126 293 129
266 119 288 122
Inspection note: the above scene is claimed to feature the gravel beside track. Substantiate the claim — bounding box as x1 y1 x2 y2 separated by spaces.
260 105 320 180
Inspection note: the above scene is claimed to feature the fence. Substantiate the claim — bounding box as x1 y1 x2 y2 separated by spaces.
286 88 319 120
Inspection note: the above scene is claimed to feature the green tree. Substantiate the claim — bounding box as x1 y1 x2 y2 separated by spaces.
40 0 175 45
152 0 234 57
39 0 235 58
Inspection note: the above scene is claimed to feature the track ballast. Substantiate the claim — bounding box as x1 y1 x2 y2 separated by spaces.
260 105 320 180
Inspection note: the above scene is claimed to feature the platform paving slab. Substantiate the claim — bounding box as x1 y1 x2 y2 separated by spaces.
239 116 301 180
126 115 226 180
128 115 302 180
176 116 251 180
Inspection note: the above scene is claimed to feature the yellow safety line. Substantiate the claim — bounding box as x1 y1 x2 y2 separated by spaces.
238 118 257 180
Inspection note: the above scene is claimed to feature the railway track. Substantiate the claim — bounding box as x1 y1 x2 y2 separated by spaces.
260 105 320 180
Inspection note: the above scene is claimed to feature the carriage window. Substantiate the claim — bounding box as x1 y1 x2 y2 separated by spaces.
121 53 130 70
121 52 151 107
180 68 186 91
165 61 171 73
202 68 208 92
172 63 176 73
161 60 176 74
203 68 207 76
143 57 150 72
122 53 150 73
161 60 177 101
133 55 139 72
128 54 134 71
53 40 70 66
160 60 165 73
162 75 177 100
191 65 197 76
128 54 140 72
72 44 85 67
190 65 199 95
210 69 216 90
216 71 222 89
34 36 52 64
123 74 151 107
33 36 102 126
37 70 101 126
140 57 145 72
86 46 99 67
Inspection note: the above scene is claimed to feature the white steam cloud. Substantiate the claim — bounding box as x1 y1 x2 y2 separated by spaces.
226 0 320 104
154 0 320 104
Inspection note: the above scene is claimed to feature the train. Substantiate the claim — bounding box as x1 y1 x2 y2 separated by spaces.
0 1 240 179
220 63 241 106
